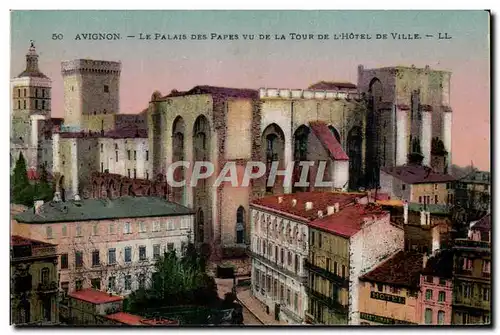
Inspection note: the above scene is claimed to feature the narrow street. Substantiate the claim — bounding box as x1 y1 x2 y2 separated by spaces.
242 304 263 325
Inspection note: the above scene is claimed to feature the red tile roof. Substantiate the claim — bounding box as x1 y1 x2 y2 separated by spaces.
105 312 143 325
105 312 179 326
309 121 349 161
11 235 56 247
251 191 365 222
69 288 123 304
359 251 424 289
381 164 456 184
308 81 357 90
309 203 389 238
471 213 491 232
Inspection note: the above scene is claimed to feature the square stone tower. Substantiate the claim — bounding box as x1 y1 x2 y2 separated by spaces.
61 59 121 130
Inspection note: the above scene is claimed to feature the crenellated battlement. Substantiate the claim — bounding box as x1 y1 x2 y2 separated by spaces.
61 59 121 75
259 87 363 101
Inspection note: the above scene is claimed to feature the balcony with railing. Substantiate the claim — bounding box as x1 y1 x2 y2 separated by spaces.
453 296 491 311
247 249 307 283
453 239 491 252
304 259 349 287
305 285 348 314
37 281 59 294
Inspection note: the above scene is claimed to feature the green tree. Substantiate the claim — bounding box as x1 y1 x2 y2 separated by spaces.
125 245 218 314
34 164 53 202
11 153 34 206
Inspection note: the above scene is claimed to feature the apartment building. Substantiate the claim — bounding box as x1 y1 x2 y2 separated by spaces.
11 235 60 325
358 251 423 325
452 214 491 325
13 196 194 295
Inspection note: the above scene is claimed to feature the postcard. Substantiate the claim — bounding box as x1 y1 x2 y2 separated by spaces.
9 10 490 327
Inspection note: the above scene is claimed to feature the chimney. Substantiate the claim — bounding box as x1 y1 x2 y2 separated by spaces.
34 200 44 214
422 254 429 269
74 194 81 201
317 210 323 218
292 199 297 207
278 196 283 204
53 191 61 202
305 201 313 211
327 205 335 215
420 211 426 226
334 202 340 213
403 201 408 224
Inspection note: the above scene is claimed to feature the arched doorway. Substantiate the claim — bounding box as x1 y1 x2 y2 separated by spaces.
261 123 286 194
293 125 310 192
347 126 363 190
236 206 245 244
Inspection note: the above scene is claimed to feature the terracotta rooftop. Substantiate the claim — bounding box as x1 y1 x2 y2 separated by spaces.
11 235 55 248
360 251 424 289
251 191 366 222
162 85 259 100
309 121 349 161
470 213 491 232
105 312 143 325
309 203 389 238
308 81 357 90
421 250 453 279
69 288 123 304
105 312 179 326
381 164 456 184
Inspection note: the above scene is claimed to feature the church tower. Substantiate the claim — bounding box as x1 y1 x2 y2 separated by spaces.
11 41 52 171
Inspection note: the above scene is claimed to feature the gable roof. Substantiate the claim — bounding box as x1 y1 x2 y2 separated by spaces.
308 81 357 90
359 251 424 289
309 203 389 238
381 164 456 184
421 250 454 279
470 213 491 232
162 85 259 100
309 121 349 161
14 196 194 224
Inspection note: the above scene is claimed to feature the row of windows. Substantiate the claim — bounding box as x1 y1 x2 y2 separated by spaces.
16 99 48 110
60 243 185 269
424 275 448 286
45 220 188 239
425 289 447 302
424 308 446 325
310 253 347 278
16 88 48 98
254 268 301 313
64 272 147 294
254 215 306 247
458 283 490 301
254 237 303 274
460 258 490 274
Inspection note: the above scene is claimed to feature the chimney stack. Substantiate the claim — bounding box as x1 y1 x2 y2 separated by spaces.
423 254 429 269
305 201 313 211
74 194 81 201
403 200 408 224
334 202 340 213
317 210 323 218
34 200 44 214
278 196 283 204
327 205 335 215
292 199 297 207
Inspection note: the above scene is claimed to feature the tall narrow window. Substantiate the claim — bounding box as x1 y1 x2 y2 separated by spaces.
92 250 100 267
17 100 20 109
134 150 137 160
124 247 132 263
104 85 109 93
23 100 26 109
40 267 49 285
75 251 83 268
134 169 137 179
108 249 116 265
437 311 445 325
236 206 245 244
146 150 149 161
425 308 433 324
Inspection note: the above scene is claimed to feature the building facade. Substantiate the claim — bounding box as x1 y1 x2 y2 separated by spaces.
13 196 194 295
11 235 59 325
10 42 54 175
454 170 491 213
380 164 455 205
358 251 423 325
357 65 453 186
306 202 405 325
419 250 454 325
452 214 491 325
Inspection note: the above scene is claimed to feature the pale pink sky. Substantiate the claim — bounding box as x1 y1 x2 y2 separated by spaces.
11 10 491 171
